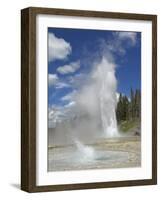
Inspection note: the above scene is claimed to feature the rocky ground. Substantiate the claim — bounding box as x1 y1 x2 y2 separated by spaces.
48 135 141 171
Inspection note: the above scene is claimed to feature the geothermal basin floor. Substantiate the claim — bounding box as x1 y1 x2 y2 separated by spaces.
48 136 141 171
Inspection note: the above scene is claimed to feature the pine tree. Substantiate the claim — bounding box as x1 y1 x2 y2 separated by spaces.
116 89 141 123
116 93 122 122
135 89 141 119
130 88 135 119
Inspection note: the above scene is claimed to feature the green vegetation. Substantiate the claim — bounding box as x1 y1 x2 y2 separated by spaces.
116 89 141 133
119 119 139 133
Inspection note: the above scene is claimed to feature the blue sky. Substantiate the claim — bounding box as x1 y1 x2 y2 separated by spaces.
48 27 141 108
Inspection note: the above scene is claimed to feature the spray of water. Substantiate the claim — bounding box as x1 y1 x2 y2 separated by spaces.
74 139 95 161
90 56 119 137
49 56 119 148
98 57 118 137
72 57 118 160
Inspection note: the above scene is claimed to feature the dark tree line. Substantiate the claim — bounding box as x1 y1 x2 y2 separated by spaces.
116 89 141 123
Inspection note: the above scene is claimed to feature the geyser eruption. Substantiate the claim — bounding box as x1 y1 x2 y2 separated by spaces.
72 57 118 161
74 140 95 161
94 57 118 137
49 56 119 148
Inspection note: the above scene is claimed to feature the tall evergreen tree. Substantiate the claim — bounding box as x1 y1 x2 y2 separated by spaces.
116 89 141 122
130 88 135 119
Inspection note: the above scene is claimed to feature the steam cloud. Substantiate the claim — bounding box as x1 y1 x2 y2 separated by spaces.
48 31 137 146
49 55 118 146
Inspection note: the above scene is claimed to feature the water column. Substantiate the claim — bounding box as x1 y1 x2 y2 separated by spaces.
99 57 118 137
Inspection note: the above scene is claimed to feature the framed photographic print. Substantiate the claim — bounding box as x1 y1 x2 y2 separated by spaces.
21 7 157 192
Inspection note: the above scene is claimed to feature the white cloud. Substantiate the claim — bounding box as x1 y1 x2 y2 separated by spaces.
48 103 76 128
48 106 66 127
48 33 72 62
57 61 80 74
61 94 72 101
106 31 138 56
107 41 126 55
48 73 71 89
48 74 58 86
64 101 76 108
55 82 70 89
61 90 77 101
69 73 86 83
116 32 137 45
